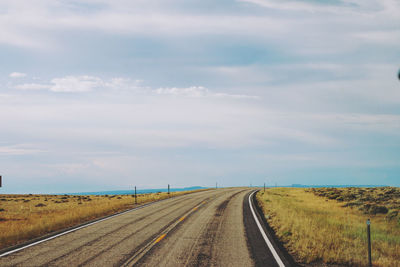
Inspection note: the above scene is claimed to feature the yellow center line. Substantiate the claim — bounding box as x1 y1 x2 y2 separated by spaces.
154 233 166 244
153 201 206 245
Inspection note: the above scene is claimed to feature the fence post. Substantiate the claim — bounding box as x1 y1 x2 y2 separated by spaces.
367 219 372 267
135 186 137 205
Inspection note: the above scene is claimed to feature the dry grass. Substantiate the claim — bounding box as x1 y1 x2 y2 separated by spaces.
256 187 400 267
0 189 207 250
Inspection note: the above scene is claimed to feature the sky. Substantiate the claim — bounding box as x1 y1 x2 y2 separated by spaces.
0 0 399 193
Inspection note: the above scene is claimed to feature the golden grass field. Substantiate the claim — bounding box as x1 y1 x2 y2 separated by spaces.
0 189 207 250
256 187 400 267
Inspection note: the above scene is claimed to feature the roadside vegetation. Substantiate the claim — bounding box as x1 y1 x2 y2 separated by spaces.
256 187 400 267
0 189 207 250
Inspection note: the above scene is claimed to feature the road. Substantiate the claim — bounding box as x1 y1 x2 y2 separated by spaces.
0 188 289 267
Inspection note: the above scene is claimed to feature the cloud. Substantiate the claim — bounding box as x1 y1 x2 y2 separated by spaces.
1 0 399 190
354 30 400 45
9 72 27 78
213 93 260 99
13 76 260 99
0 0 398 60
0 2 284 49
0 144 45 155
155 86 209 97
14 83 51 90
155 86 259 99
104 78 145 91
50 75 103 92
1 84 400 191
14 75 105 92
238 0 387 14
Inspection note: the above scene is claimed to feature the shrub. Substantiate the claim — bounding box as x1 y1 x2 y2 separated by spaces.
369 205 389 215
361 204 389 215
342 201 363 208
328 194 340 200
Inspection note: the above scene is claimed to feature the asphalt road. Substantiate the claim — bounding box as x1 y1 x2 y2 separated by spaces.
0 188 289 267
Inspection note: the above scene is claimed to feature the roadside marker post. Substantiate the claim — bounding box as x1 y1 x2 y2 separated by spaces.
134 186 137 205
264 182 265 192
0 175 2 187
367 219 372 267
168 184 170 197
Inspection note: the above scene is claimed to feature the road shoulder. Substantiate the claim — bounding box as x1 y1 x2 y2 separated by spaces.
243 190 299 267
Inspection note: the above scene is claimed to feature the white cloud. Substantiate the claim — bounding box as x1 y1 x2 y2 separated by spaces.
0 144 45 155
239 0 336 13
155 86 259 99
50 75 103 92
14 83 51 90
239 0 389 14
155 86 209 97
0 0 398 58
1 0 399 190
13 76 260 99
355 30 400 45
9 72 27 78
213 93 260 100
13 75 146 93
104 78 145 91
0 3 285 49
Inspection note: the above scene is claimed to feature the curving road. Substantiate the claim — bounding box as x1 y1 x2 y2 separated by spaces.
0 188 291 267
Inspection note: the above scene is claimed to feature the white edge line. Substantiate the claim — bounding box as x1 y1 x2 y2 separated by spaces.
0 199 165 258
249 190 286 267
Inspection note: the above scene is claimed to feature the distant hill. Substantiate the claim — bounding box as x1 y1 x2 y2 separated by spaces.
289 184 388 188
